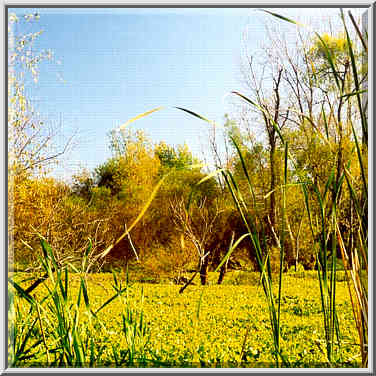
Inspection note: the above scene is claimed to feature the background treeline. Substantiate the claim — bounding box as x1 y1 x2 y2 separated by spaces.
11 112 365 282
9 11 367 284
11 128 243 280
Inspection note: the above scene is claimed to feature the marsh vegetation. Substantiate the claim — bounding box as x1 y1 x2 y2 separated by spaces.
8 9 368 368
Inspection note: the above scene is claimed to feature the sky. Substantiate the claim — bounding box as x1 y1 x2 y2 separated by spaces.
8 7 367 181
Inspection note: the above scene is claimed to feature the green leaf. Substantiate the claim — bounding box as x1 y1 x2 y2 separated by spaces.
93 287 127 316
175 107 214 124
315 32 341 91
231 91 285 143
321 104 329 140
8 278 35 305
80 278 90 310
341 89 367 99
85 238 92 257
259 9 304 27
230 136 256 207
341 9 368 145
214 233 251 272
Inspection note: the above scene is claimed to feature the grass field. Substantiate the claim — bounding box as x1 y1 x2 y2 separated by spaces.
9 271 361 368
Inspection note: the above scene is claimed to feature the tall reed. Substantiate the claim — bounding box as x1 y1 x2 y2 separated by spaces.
8 237 150 367
172 106 292 366
263 9 368 366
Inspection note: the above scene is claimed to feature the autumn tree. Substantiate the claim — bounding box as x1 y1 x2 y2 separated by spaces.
8 12 74 268
230 11 367 269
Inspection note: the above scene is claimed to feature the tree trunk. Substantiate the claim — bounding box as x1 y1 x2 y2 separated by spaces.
200 256 209 285
217 262 228 285
269 138 277 240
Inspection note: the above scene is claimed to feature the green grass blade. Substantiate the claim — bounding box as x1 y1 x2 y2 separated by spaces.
112 269 119 291
259 9 305 27
93 287 128 316
64 267 68 302
82 238 92 272
276 142 288 356
221 171 263 270
214 233 251 272
80 278 90 310
343 168 364 222
231 91 285 143
196 289 204 321
323 169 335 202
230 136 257 207
315 32 341 91
321 104 330 140
58 275 67 303
40 237 58 270
340 9 368 144
174 107 214 125
341 89 367 99
8 278 35 305
349 117 367 195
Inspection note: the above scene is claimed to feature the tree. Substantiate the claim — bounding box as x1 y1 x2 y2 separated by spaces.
155 141 198 171
236 50 290 242
97 128 161 203
71 168 95 201
8 12 72 177
232 11 367 270
171 197 222 287
8 12 74 268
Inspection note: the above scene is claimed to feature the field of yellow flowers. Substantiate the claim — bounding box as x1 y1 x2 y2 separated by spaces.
9 270 361 368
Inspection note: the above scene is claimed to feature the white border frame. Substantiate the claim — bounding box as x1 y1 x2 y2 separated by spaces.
1 1 373 374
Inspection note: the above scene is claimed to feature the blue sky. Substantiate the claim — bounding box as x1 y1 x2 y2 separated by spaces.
9 7 366 181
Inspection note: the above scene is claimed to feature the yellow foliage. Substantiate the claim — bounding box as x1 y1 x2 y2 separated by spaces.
11 177 68 265
310 32 348 60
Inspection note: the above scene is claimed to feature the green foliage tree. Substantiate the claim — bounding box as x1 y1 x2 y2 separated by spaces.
155 141 198 171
